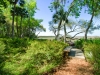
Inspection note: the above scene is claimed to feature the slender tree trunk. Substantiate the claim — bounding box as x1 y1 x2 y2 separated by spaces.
12 4 15 38
63 0 75 42
63 11 68 43
28 17 30 37
55 0 75 40
85 11 94 41
85 0 95 41
22 26 25 37
16 16 18 37
64 23 67 43
6 24 10 37
55 19 62 40
12 13 15 37
20 16 22 38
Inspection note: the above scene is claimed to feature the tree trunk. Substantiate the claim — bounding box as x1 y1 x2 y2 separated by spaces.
85 11 94 41
62 0 75 42
64 24 67 43
6 23 9 37
20 16 22 38
28 17 30 37
55 19 62 40
85 0 95 41
12 4 15 38
16 16 18 37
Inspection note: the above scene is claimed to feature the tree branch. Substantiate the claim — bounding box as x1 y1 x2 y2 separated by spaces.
71 31 83 39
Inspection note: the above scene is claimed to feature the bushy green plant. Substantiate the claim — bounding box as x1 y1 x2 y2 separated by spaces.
75 38 100 48
0 41 5 54
1 38 30 54
83 38 100 75
1 40 67 75
0 40 6 74
74 39 85 49
4 38 30 48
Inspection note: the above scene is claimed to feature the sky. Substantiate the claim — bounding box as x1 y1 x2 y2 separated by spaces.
34 0 100 36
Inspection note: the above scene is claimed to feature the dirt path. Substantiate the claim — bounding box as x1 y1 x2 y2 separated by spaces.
53 57 93 75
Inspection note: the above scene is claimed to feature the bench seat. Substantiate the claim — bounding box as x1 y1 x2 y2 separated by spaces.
64 46 72 52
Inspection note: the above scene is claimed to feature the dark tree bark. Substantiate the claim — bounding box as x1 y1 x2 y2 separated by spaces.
12 4 15 38
16 16 18 37
85 14 94 41
28 17 30 37
84 2 95 41
20 16 23 38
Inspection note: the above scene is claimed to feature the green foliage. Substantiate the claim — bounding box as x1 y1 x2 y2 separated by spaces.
1 38 30 54
75 38 85 49
21 40 67 75
75 38 100 74
25 0 36 16
0 38 67 75
0 0 45 38
78 38 100 75
0 0 8 8
0 40 6 74
0 40 5 54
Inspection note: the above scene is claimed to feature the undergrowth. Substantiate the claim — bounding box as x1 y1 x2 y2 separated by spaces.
0 38 67 75
75 38 100 75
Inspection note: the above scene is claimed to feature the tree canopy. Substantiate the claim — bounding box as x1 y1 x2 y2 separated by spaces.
0 0 45 38
0 0 100 40
49 0 100 42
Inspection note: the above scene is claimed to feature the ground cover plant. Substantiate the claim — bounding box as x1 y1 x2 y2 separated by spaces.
0 38 67 75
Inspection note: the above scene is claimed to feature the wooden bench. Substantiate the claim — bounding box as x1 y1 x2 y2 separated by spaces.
63 46 72 58
64 46 72 52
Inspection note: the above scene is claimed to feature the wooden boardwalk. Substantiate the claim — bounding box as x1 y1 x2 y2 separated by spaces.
68 48 85 59
64 46 85 59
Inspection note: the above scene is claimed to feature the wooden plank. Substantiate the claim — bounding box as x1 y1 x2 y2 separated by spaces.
64 46 72 52
63 46 72 59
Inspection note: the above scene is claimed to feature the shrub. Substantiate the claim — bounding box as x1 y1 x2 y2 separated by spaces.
1 38 30 54
83 38 100 75
1 40 67 75
0 41 5 54
0 40 6 74
74 39 85 49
